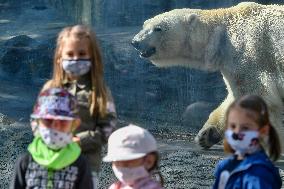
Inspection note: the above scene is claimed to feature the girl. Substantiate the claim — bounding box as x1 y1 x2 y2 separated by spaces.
42 25 117 187
11 88 93 188
213 95 282 189
103 124 164 189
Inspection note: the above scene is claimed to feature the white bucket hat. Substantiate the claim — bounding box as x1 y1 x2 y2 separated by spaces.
103 124 157 162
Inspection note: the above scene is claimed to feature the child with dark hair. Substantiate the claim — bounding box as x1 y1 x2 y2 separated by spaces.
213 95 282 189
10 88 93 189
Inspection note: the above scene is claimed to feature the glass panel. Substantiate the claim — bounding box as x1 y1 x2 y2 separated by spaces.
0 0 283 188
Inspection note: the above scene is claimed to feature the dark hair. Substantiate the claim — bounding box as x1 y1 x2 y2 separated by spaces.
224 95 281 161
148 152 164 186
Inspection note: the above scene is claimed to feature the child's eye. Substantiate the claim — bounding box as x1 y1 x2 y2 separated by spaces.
60 120 70 127
41 119 53 126
228 123 236 129
79 51 87 56
66 52 74 57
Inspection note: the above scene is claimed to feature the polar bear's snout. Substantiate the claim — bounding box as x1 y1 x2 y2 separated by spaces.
131 39 156 58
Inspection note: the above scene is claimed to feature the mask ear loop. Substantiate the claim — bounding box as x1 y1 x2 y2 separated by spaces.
258 124 270 153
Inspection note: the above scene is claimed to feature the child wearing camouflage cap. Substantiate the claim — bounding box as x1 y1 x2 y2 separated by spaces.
10 88 93 189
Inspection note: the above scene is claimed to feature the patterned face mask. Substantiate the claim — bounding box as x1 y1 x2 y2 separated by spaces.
38 126 72 150
62 59 91 77
225 129 260 156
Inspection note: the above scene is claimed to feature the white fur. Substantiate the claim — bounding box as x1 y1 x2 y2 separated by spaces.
132 2 284 148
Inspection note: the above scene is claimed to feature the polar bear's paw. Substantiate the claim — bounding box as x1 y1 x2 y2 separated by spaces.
194 126 223 149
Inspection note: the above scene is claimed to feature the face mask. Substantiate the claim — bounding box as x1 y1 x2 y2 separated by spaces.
38 126 72 150
62 59 91 77
225 129 260 156
112 165 149 185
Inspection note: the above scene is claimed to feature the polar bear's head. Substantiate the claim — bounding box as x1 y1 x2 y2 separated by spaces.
132 9 226 71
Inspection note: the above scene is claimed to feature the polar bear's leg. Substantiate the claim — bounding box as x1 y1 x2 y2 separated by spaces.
195 94 234 148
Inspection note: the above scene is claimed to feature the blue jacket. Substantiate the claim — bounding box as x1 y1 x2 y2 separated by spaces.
213 151 282 189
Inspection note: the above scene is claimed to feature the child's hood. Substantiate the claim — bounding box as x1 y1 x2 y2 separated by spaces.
28 136 81 170
216 150 282 187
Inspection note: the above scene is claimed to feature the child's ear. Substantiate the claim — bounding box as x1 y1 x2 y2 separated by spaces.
31 120 38 130
144 153 156 170
259 124 269 136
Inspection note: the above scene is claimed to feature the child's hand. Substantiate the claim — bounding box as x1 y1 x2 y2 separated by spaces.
73 136 81 144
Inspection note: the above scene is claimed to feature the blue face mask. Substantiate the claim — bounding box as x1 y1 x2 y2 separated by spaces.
62 59 92 77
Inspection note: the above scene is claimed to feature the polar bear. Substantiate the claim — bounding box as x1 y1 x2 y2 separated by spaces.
131 2 284 149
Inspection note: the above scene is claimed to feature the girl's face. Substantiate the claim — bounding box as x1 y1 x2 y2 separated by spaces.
112 154 156 170
227 108 259 133
39 119 74 133
61 37 91 60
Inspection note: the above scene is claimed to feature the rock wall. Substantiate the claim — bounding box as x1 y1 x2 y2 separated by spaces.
39 0 283 27
2 0 283 131
1 1 284 188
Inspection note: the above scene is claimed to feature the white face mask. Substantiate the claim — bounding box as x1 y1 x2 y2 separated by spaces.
38 126 72 150
62 59 91 77
112 165 149 185
225 129 260 156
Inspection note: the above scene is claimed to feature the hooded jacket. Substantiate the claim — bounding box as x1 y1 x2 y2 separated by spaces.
213 150 282 189
10 137 93 189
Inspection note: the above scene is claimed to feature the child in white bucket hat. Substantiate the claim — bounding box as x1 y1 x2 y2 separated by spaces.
103 124 164 189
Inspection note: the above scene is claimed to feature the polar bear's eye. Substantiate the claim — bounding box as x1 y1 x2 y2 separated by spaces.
153 27 162 32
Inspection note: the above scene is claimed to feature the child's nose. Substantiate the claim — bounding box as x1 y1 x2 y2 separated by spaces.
73 56 79 60
234 127 241 134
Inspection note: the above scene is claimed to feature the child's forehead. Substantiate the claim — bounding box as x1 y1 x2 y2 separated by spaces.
229 107 259 121
61 36 91 50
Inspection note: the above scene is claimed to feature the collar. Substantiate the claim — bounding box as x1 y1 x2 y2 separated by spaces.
28 136 81 170
228 150 275 174
62 72 92 90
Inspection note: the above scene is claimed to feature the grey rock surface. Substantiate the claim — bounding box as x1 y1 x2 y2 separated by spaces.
40 0 284 27
0 1 284 189
182 102 216 129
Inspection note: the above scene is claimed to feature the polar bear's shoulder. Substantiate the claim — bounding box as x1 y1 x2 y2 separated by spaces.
143 2 278 27
231 2 283 14
236 2 260 8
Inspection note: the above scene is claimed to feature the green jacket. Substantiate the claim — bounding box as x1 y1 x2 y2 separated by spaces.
63 74 117 172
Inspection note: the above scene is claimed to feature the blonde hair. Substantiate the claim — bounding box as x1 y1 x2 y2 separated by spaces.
51 25 107 117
